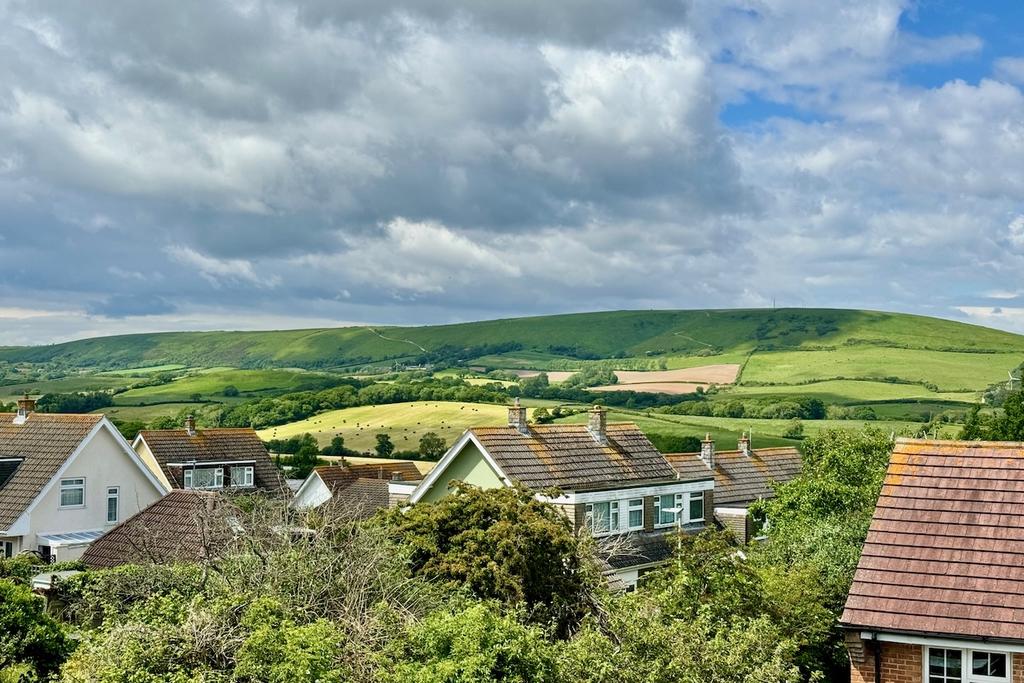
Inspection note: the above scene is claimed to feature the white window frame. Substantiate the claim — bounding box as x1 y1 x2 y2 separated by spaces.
230 465 255 488
184 467 224 490
59 478 86 509
688 491 705 523
654 493 684 528
1 540 12 559
627 498 644 530
925 646 1012 683
585 501 617 537
106 487 119 524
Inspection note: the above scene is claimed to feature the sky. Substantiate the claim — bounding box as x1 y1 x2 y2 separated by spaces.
2 0 1024 345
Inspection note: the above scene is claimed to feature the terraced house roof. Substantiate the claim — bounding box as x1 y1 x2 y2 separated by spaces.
469 423 678 491
137 427 286 493
0 413 104 530
664 447 802 507
841 438 1024 642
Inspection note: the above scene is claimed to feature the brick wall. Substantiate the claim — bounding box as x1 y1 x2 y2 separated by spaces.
1015 653 1024 683
847 637 921 683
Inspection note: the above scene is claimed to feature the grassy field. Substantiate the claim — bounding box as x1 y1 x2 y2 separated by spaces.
555 409 960 450
720 379 978 404
98 364 188 376
742 348 1020 391
97 403 209 423
114 368 345 405
0 375 130 402
257 401 512 453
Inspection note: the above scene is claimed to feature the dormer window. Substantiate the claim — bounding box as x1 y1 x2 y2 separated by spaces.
230 466 254 488
183 467 223 489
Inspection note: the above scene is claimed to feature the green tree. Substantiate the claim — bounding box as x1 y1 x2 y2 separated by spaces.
380 484 601 635
0 579 73 679
381 603 557 683
375 433 395 458
417 432 446 460
289 442 322 479
782 418 804 439
222 385 240 397
321 435 348 456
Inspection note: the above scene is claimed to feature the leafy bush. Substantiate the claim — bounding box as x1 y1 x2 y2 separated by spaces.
0 579 74 678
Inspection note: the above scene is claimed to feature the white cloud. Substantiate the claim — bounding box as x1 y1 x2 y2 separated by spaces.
164 245 279 289
995 57 1024 85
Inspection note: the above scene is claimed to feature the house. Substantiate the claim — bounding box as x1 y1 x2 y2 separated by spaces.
81 489 233 569
0 397 167 562
133 417 286 494
408 401 714 589
292 460 425 515
840 438 1024 683
664 434 802 543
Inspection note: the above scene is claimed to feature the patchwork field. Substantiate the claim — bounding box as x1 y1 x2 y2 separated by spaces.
0 375 130 402
720 379 978 404
318 455 436 476
257 401 512 453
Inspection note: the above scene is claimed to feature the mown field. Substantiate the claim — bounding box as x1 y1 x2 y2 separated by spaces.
257 401 512 453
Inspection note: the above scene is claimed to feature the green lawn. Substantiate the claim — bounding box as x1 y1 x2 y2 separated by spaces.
98 364 188 376
114 368 345 405
742 347 1021 391
257 401 511 453
97 403 210 423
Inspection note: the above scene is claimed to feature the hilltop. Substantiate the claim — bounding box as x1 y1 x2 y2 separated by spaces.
3 308 1023 371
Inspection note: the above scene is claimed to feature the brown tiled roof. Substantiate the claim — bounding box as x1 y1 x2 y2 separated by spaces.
335 461 423 483
81 490 233 569
313 467 390 518
138 428 286 493
0 413 104 530
840 438 1024 642
664 447 802 507
470 423 677 491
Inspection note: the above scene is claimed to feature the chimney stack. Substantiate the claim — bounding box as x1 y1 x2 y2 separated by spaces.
588 405 608 445
185 414 197 437
508 398 529 434
14 394 34 424
738 432 751 458
700 433 715 469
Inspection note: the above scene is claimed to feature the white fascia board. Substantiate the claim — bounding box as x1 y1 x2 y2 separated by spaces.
540 479 714 505
388 482 418 495
714 507 750 516
860 631 1024 653
408 430 512 504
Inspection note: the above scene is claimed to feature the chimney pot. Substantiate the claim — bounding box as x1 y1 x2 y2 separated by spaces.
738 432 752 457
508 398 529 434
185 414 197 437
14 394 34 424
588 405 608 444
700 433 715 469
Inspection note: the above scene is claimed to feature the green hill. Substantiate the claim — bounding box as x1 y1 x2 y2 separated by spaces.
3 309 1023 371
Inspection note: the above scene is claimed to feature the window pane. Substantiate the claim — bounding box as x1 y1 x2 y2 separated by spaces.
689 492 704 520
231 467 244 485
106 494 118 523
973 651 1006 678
658 494 675 525
192 468 220 488
592 502 610 533
60 487 83 507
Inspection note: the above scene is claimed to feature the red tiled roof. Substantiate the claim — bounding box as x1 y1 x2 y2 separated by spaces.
332 461 423 483
0 413 104 530
81 490 233 568
312 466 390 517
470 423 677 491
138 428 286 493
841 438 1024 642
663 447 802 506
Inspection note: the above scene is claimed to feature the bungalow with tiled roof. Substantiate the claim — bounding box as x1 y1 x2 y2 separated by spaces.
0 397 167 562
408 401 714 589
841 438 1024 683
81 489 235 568
292 460 426 515
133 416 286 494
664 434 802 543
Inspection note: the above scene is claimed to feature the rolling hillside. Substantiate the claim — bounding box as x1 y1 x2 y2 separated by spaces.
3 309 1024 371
